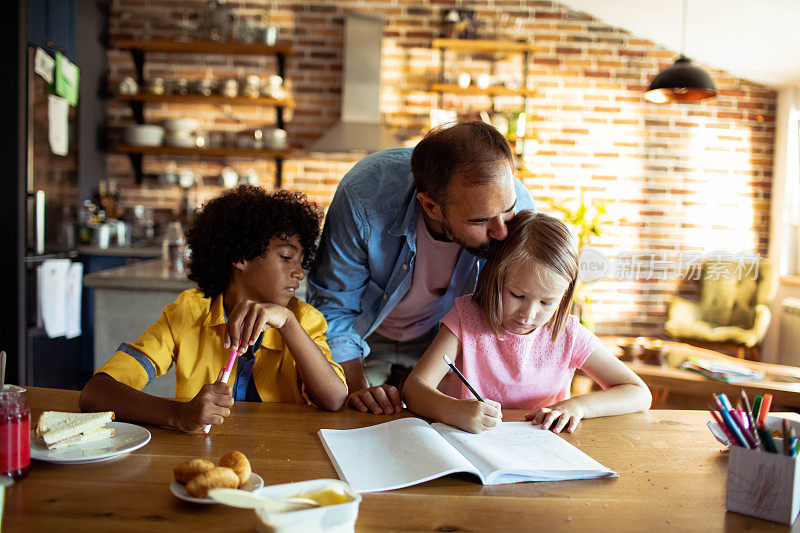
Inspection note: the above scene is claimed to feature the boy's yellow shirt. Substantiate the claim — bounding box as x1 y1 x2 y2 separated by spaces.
97 288 346 404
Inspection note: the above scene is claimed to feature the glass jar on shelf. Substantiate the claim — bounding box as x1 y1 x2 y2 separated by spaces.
221 78 239 98
162 221 187 274
147 78 165 95
243 76 262 98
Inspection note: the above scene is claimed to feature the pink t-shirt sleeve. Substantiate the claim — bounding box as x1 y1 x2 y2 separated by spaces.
440 303 463 338
568 319 600 369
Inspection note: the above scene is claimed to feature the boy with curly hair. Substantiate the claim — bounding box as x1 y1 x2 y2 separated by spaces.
80 186 347 431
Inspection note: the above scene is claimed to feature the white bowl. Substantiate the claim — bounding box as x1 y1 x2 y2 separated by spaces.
262 128 288 150
124 124 164 146
164 118 200 135
254 479 360 533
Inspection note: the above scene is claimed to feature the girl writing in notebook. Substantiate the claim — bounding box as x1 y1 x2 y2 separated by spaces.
403 210 651 434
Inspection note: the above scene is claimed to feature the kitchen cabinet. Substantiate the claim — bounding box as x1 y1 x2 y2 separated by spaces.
84 258 192 398
79 249 162 388
113 40 296 186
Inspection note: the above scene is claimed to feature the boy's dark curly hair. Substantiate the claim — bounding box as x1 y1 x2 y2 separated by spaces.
186 185 322 298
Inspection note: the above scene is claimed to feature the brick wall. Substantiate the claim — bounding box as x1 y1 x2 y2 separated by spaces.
106 0 775 337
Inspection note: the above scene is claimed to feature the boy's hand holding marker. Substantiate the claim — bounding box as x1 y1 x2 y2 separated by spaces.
200 349 238 435
181 379 234 433
199 300 296 435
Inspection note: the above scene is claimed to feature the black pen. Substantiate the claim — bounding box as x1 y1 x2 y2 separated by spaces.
443 355 484 402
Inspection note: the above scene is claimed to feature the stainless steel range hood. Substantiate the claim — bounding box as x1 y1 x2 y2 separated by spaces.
311 13 401 153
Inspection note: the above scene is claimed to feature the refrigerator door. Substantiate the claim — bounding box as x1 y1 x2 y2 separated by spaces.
20 46 84 389
26 46 78 256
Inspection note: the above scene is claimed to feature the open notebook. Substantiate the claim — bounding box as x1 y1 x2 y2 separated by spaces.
318 418 617 493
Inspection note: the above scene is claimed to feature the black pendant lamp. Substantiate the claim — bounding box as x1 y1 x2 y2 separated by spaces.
644 0 716 104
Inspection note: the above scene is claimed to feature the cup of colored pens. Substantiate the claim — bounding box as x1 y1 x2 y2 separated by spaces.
709 391 800 525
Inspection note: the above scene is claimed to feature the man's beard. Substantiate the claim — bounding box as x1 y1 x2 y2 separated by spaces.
439 216 495 259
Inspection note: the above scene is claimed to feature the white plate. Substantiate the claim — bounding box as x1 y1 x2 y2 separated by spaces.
30 421 151 464
171 473 264 504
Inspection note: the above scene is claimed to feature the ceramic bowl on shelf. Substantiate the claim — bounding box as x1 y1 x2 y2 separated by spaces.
164 118 201 136
262 127 288 150
119 76 138 95
124 124 165 146
220 167 238 188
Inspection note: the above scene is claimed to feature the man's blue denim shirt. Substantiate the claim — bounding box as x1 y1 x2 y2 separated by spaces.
307 148 535 364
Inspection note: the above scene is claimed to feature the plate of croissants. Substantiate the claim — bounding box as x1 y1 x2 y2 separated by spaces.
170 450 264 504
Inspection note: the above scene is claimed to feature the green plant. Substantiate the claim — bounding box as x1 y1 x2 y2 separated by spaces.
544 188 611 331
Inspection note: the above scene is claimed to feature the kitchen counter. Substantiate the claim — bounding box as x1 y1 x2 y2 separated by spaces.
84 259 192 397
78 245 162 257
83 258 195 291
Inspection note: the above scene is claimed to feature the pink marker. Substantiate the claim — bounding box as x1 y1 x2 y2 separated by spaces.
735 409 749 429
203 347 238 434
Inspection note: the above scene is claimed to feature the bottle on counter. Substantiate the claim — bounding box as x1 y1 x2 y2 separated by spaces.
163 221 187 274
1 385 30 480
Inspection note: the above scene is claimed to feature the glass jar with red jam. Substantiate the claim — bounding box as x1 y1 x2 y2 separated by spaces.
0 385 30 480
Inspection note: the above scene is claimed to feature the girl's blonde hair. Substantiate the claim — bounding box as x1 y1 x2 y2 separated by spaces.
473 210 578 342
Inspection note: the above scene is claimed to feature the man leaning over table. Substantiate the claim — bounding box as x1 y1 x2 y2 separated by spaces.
307 121 535 415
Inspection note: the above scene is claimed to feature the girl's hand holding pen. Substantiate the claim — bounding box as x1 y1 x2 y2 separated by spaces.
525 401 586 434
176 382 234 432
224 299 292 354
450 398 503 434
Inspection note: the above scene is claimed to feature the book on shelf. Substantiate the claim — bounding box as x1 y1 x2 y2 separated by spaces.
680 358 764 382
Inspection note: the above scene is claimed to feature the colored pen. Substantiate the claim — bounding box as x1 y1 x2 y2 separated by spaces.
203 347 239 434
717 393 733 411
443 355 484 402
708 405 737 446
758 423 779 454
735 409 748 429
783 419 790 456
758 393 773 425
789 428 797 458
713 395 750 447
752 396 762 424
739 390 760 448
728 409 757 448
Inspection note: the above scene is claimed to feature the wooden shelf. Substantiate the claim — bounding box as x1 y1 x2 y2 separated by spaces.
432 38 537 53
114 39 294 56
430 83 537 96
116 93 296 108
114 144 294 159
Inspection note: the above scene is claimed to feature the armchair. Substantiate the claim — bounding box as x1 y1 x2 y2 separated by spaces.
664 259 776 361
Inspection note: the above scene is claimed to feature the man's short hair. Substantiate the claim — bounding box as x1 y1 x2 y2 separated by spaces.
411 121 515 204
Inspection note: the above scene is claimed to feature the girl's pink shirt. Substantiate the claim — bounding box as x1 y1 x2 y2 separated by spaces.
439 295 599 410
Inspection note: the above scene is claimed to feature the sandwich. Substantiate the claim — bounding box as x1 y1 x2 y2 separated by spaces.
35 411 115 450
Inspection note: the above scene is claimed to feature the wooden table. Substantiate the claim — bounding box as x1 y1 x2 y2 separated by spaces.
4 388 794 532
602 337 800 410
